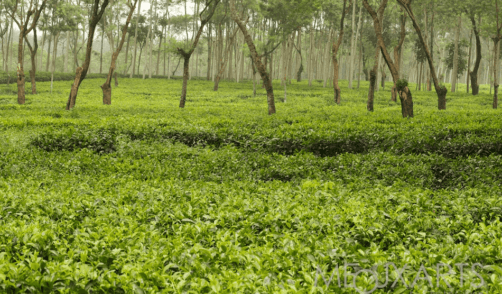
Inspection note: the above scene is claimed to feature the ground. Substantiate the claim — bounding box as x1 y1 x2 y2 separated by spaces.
0 78 501 293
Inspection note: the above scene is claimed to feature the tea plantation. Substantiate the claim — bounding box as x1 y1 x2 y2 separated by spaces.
1 78 502 293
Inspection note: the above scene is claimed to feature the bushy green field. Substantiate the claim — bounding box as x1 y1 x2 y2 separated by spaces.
1 77 502 293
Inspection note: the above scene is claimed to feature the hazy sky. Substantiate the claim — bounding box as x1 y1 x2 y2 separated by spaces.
138 1 195 18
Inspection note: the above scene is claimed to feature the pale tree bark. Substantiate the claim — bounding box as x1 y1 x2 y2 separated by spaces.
467 29 472 93
130 0 142 78
348 0 357 89
142 0 154 79
149 0 158 78
467 15 482 95
50 32 60 94
230 0 276 114
396 0 447 110
493 40 501 108
24 27 38 94
101 0 138 104
214 21 246 91
6 0 48 104
282 31 296 102
451 16 461 92
308 25 314 86
206 23 212 80
66 0 110 110
391 10 406 102
492 2 502 108
178 0 220 108
365 0 385 111
332 0 350 104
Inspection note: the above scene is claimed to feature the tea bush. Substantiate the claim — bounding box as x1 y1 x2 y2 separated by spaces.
1 77 502 293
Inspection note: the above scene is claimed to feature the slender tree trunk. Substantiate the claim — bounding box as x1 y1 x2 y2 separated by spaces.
46 33 52 72
391 10 406 102
50 33 60 94
131 0 142 78
102 0 137 104
64 31 69 73
100 26 104 73
397 0 446 110
493 38 500 109
368 46 379 112
124 33 130 74
230 0 275 114
179 0 219 108
24 28 38 95
470 15 482 95
66 0 110 110
467 29 473 93
308 25 314 86
332 0 349 104
348 0 358 89
451 16 461 92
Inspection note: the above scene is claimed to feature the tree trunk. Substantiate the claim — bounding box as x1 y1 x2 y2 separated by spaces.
230 0 275 114
469 15 482 95
24 28 38 95
16 29 26 104
368 69 376 111
66 0 110 110
348 0 358 89
178 0 219 108
131 0 142 78
399 86 414 118
46 33 52 72
332 0 349 104
368 44 380 111
397 0 445 110
214 24 242 91
363 0 414 117
493 38 500 109
101 0 137 104
308 25 314 86
124 33 130 74
392 11 406 102
179 57 190 107
100 26 104 74
467 29 473 93
451 16 461 92
51 33 60 94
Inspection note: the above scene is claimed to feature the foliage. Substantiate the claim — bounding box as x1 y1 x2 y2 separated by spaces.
445 39 469 78
0 78 502 292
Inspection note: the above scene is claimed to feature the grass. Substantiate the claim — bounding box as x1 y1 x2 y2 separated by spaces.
0 77 502 293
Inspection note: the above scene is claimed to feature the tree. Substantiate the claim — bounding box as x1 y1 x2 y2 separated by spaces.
101 0 138 104
66 0 110 110
230 0 277 114
330 0 350 105
445 39 468 79
467 13 482 95
4 0 47 104
363 0 414 117
396 0 448 110
490 0 502 109
177 0 220 108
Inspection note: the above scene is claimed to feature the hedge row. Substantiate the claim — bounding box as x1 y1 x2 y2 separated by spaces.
31 123 502 159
